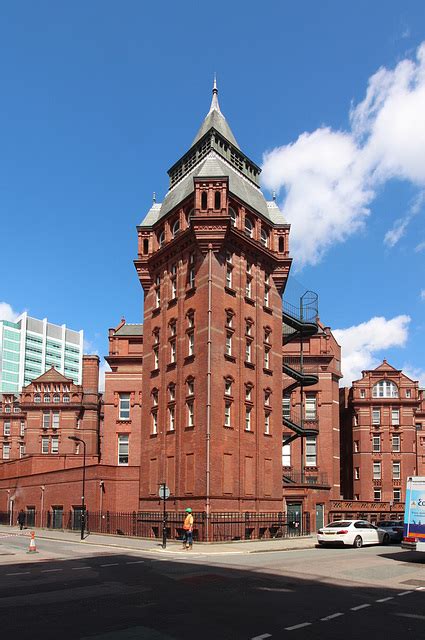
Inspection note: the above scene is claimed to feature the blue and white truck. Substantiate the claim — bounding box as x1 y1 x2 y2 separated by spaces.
402 476 425 551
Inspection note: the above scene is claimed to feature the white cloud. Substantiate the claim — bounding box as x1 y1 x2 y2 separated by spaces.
384 190 425 247
262 43 425 267
402 364 425 388
0 302 23 322
420 289 425 301
333 315 410 386
416 241 425 252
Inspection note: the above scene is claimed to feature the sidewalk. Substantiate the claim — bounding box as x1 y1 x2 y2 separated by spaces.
0 524 316 555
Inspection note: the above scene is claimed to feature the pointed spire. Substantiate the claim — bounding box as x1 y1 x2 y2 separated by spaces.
208 73 221 114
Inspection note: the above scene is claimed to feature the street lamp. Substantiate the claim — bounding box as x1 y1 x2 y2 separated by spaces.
68 436 87 540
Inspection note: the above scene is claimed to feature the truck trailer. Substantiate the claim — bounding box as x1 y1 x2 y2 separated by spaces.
402 476 425 551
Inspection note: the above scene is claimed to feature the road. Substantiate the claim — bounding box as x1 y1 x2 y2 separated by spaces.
1 531 425 639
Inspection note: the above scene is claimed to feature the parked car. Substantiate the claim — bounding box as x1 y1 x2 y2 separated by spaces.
376 520 404 543
317 520 390 548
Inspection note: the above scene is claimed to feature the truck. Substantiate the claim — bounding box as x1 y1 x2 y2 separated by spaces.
401 476 425 551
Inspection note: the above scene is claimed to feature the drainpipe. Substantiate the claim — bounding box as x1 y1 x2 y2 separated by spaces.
206 245 213 540
40 486 45 528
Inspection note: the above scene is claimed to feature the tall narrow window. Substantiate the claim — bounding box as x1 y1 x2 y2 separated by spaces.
372 435 381 452
264 347 270 369
224 379 232 396
374 488 382 502
260 228 268 247
305 436 317 466
52 411 60 429
393 488 401 503
43 412 50 429
188 331 194 356
245 340 252 363
41 437 49 454
3 444 10 459
245 263 253 298
187 379 194 396
155 274 161 308
229 207 237 226
152 389 159 406
282 393 291 419
118 435 129 465
172 219 180 237
225 332 232 356
171 263 177 299
168 384 175 401
153 346 159 369
201 191 207 210
282 443 291 467
305 394 316 420
20 420 25 437
214 191 221 210
264 412 270 435
224 401 231 427
391 409 400 425
51 437 59 454
245 406 252 431
119 393 130 420
372 407 380 425
168 406 175 431
170 339 176 363
187 401 194 427
152 411 158 435
392 434 400 452
264 276 270 306
392 461 401 480
244 217 253 237
19 445 25 458
188 253 195 288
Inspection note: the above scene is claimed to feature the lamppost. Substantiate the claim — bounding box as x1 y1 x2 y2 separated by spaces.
68 436 87 540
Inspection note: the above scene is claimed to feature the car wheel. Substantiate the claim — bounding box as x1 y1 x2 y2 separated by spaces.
382 533 390 545
353 535 363 548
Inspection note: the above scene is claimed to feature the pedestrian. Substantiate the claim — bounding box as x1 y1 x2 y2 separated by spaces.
17 509 25 531
182 507 193 550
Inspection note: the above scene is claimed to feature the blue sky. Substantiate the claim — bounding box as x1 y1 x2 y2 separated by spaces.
1 1 424 387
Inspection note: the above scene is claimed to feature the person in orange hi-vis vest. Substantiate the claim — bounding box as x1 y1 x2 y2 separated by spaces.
182 507 194 550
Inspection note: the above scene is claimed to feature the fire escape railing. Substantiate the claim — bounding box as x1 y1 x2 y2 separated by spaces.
282 290 319 452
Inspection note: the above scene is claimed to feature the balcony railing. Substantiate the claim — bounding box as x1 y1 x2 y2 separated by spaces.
283 471 329 486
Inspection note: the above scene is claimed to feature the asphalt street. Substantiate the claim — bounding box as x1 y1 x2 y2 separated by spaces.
1 531 425 639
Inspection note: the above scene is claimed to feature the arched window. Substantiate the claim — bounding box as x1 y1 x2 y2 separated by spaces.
229 207 237 227
244 217 253 238
172 219 180 237
214 191 221 210
201 191 208 210
158 230 165 247
261 228 269 247
372 380 399 398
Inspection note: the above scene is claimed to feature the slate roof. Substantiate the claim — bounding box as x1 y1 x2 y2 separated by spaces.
139 151 287 227
115 324 144 336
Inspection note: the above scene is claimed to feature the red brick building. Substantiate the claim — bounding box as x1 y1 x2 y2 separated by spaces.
339 360 425 512
0 83 343 534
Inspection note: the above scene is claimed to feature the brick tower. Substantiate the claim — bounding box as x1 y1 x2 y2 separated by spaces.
134 80 292 514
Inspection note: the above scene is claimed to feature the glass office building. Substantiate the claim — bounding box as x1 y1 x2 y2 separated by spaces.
0 313 83 392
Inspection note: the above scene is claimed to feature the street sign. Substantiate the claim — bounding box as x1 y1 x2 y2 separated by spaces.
159 485 170 500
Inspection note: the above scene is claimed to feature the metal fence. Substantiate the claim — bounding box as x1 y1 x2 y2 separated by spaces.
0 509 311 542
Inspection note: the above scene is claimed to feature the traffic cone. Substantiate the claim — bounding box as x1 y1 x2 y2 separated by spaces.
27 531 38 554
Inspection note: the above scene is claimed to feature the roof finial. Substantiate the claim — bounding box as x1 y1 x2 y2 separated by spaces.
152 191 156 204
209 73 221 114
272 190 277 202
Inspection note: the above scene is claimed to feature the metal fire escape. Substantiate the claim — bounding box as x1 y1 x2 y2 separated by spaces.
282 291 319 484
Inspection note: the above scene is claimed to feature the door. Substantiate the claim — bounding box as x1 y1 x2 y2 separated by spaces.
52 507 63 529
72 507 84 531
315 504 324 531
287 503 302 535
26 507 36 527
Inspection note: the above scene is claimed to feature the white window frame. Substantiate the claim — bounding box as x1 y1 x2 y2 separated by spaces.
52 411 60 429
187 401 194 428
282 443 291 467
51 437 59 454
372 380 398 398
392 434 400 452
373 461 381 480
152 411 158 435
392 461 401 480
43 412 50 429
20 420 25 437
305 435 317 466
391 409 400 426
168 406 175 431
282 394 291 419
119 393 130 420
245 340 251 362
3 444 10 460
264 347 270 369
188 332 194 356
224 401 231 427
19 444 25 458
118 434 129 465
372 435 381 453
41 437 49 454
374 488 382 502
3 421 11 436
305 394 316 420
224 380 232 396
225 332 232 356
264 412 270 435
226 265 232 288
354 467 360 480
372 407 380 425
393 488 401 503
245 406 252 431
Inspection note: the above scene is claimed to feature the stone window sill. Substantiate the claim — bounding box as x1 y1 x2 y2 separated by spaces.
224 354 236 363
225 286 236 297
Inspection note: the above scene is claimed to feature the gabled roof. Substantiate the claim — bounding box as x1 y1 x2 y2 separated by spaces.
373 360 400 373
27 367 74 385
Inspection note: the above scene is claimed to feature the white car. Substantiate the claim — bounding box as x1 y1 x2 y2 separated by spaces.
317 520 390 548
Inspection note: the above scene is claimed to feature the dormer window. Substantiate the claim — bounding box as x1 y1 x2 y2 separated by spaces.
261 228 269 247
158 230 165 247
244 217 253 238
372 380 398 398
172 219 180 237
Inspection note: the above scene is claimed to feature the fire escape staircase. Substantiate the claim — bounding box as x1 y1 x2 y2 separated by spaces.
282 291 319 449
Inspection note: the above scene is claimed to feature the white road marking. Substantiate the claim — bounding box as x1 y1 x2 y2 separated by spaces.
416 586 425 591
125 560 145 564
100 563 119 567
251 635 272 640
41 569 62 573
321 612 344 621
351 604 371 611
376 597 394 603
397 591 413 596
285 623 311 631
395 613 425 620
71 566 90 570
6 571 30 576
